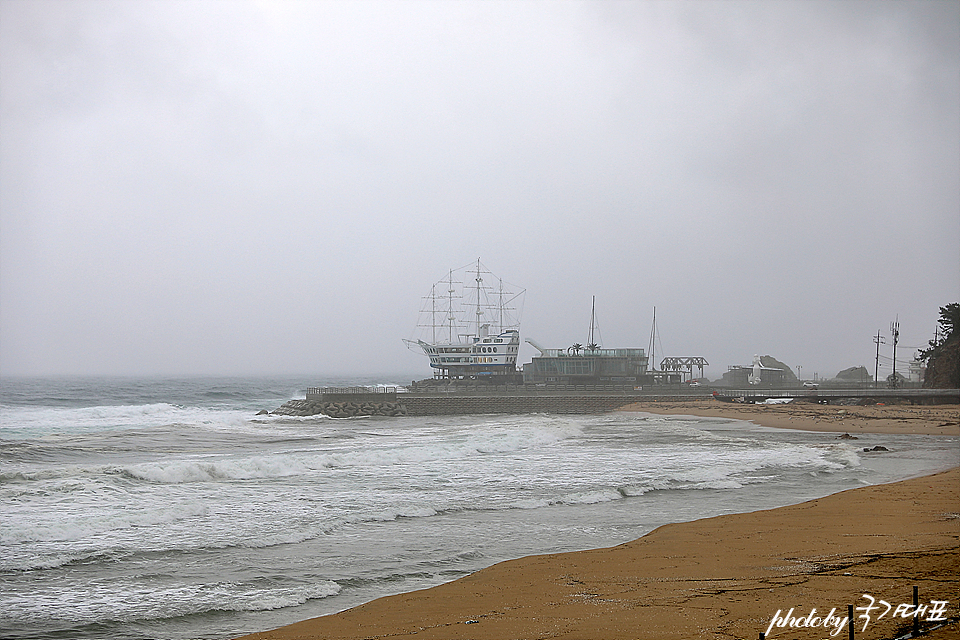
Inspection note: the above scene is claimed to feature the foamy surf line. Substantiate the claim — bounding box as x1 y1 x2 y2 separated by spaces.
231 468 960 640
3 377 955 640
0 402 255 438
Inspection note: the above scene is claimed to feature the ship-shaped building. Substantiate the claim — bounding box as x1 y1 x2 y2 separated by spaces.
407 264 681 386
405 259 524 381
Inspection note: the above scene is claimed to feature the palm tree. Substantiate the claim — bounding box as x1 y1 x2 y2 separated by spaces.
568 343 583 356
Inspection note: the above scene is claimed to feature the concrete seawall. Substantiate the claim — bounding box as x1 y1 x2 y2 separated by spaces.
401 394 643 415
268 387 959 418
269 392 655 418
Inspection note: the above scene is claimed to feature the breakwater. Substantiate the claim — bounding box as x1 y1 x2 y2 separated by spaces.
269 394 648 418
269 387 406 417
268 385 666 418
402 394 642 415
267 385 960 418
269 398 407 418
269 395 642 418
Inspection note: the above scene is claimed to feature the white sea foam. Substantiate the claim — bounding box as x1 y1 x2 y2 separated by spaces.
3 376 955 640
118 421 584 484
558 488 625 505
122 455 311 483
1 498 209 546
4 577 342 624
0 402 254 439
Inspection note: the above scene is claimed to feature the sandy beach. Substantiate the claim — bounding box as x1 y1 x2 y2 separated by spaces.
621 398 960 437
237 401 959 640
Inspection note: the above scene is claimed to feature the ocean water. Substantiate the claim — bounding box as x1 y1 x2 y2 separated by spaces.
1 376 957 640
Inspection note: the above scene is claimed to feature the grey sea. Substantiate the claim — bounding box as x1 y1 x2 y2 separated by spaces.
1 376 957 640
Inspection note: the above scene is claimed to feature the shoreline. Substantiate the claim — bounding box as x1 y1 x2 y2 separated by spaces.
237 468 959 640
236 402 959 640
619 397 960 436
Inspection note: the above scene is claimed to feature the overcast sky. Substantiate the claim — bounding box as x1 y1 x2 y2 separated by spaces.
1 0 957 381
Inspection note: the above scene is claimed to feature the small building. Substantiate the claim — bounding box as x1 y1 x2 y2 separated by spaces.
522 340 651 385
908 358 926 385
721 355 793 387
723 364 786 386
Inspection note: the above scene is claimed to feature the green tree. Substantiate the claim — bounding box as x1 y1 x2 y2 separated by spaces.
920 303 959 389
919 302 959 361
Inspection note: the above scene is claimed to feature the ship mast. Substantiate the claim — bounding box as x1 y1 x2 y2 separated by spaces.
430 284 437 344
411 259 524 347
446 269 457 344
474 258 483 339
498 278 505 334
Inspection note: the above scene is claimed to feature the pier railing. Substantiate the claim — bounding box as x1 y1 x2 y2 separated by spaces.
307 386 398 396
306 386 399 402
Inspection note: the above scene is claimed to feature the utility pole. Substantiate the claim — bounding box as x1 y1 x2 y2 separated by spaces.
890 318 900 388
874 330 885 389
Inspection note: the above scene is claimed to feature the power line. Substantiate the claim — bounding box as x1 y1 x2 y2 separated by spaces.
873 330 885 389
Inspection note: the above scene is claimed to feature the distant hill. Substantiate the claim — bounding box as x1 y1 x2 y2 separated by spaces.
759 356 797 382
834 366 871 383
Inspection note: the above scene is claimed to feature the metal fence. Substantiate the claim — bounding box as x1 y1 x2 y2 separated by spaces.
306 386 398 396
713 388 959 400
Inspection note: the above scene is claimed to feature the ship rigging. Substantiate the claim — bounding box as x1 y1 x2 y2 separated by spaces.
405 259 525 380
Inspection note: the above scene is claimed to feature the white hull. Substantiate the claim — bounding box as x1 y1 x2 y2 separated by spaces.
417 329 521 376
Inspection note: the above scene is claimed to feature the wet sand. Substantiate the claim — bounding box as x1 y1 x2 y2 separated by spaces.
236 401 959 640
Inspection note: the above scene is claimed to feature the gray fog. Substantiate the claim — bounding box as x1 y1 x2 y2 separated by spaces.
1 0 957 381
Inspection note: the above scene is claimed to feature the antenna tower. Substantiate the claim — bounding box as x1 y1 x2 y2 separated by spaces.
889 317 900 388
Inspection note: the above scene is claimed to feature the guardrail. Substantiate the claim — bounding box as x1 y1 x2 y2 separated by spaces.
409 384 642 394
713 388 959 401
305 385 957 402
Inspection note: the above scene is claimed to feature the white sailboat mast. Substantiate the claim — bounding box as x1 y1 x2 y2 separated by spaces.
648 306 657 368
589 296 596 346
